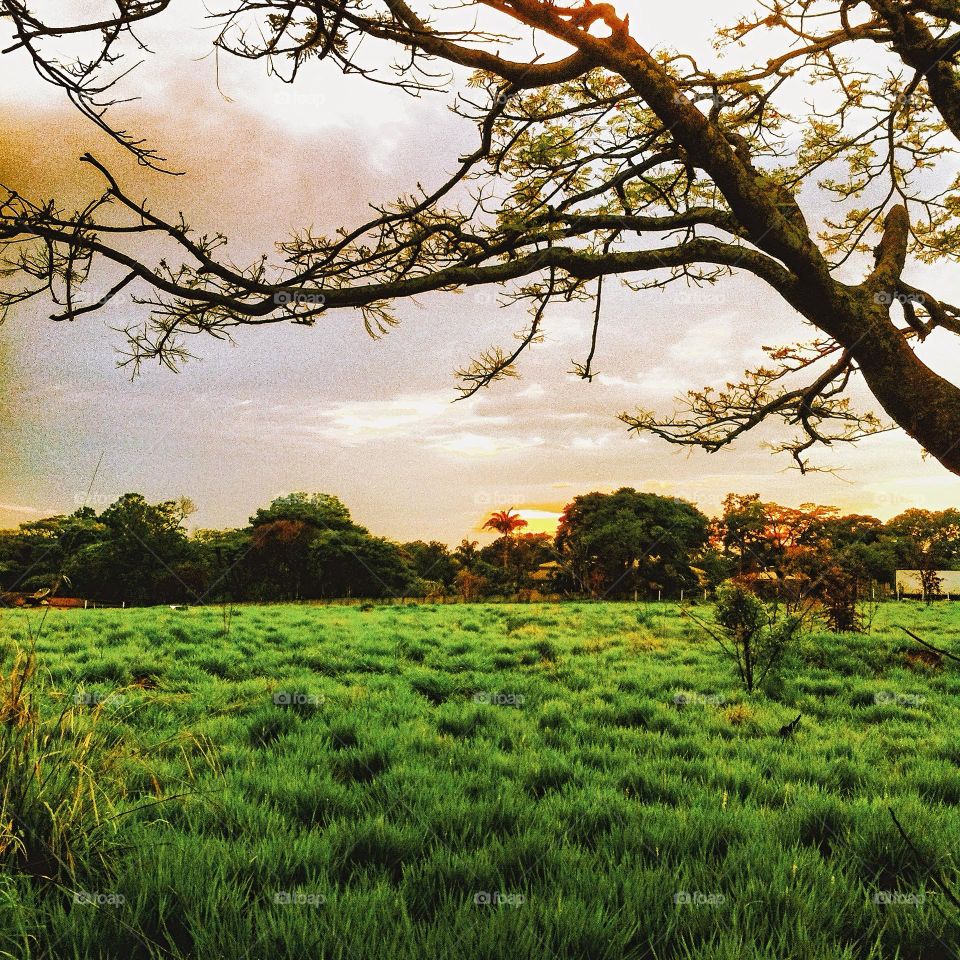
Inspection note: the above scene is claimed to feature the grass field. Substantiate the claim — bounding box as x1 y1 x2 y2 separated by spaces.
3 601 960 959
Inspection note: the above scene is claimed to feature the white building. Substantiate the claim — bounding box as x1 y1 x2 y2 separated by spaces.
896 570 960 597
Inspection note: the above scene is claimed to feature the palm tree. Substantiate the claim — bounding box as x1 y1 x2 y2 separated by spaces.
483 509 529 570
454 539 480 570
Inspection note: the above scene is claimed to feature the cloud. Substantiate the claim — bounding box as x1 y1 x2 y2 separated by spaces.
516 383 546 399
312 394 452 444
0 502 39 515
430 432 544 457
569 434 620 450
276 392 543 459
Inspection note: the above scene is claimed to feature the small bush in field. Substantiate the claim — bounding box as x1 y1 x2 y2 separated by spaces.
699 584 802 693
815 565 866 633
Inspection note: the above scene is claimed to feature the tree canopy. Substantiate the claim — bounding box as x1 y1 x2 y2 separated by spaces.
4 1 960 472
556 488 710 596
250 493 356 532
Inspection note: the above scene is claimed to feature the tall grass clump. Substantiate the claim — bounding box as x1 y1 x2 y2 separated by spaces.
0 644 129 882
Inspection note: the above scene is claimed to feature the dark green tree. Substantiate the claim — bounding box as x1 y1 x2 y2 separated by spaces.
310 532 413 598
402 541 458 588
70 494 194 604
246 493 360 599
556 489 709 598
250 492 355 532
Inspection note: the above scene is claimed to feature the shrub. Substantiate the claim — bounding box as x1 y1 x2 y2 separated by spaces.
815 565 867 632
698 584 802 693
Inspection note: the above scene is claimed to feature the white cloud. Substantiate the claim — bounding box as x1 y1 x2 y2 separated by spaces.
281 393 542 461
313 394 451 444
430 433 544 457
516 383 546 399
569 434 614 450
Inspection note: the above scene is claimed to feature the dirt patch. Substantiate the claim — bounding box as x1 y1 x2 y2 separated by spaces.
904 648 943 670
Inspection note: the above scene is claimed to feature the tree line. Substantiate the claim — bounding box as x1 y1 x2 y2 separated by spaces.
0 489 957 607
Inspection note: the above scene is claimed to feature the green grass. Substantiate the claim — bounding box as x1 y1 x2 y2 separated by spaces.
2 601 960 959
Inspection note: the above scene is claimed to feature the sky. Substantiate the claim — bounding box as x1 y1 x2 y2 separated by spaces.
1 0 959 545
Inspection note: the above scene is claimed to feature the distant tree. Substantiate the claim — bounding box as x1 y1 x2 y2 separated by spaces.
454 568 488 602
767 503 840 552
192 527 254 600
816 513 886 549
309 532 413 598
887 508 960 599
713 495 851 583
453 539 481 570
0 531 20 590
172 497 198 526
247 519 319 600
0 508 107 595
706 497 893 618
557 489 709 598
839 539 899 588
70 494 193 604
247 492 364 599
250 492 355 532
402 540 458 588
480 531 555 590
482 509 529 570
808 512 896 587
713 494 771 576
690 546 735 594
